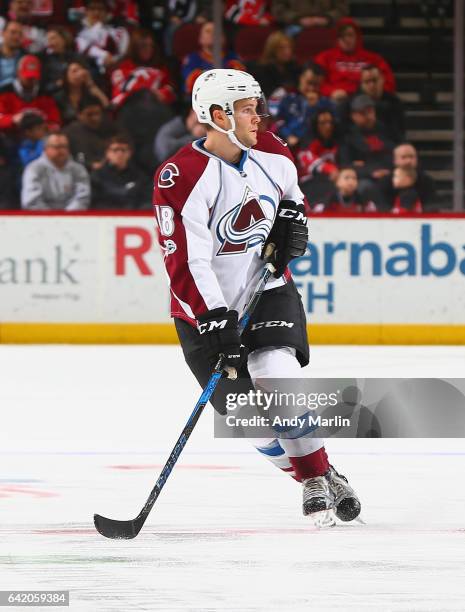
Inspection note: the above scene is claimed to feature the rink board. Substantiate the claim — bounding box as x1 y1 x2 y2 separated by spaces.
1 211 465 344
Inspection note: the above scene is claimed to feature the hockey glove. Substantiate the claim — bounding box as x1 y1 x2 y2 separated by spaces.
197 307 248 373
262 200 308 277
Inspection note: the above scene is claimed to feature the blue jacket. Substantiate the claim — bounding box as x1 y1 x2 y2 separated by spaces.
277 93 335 140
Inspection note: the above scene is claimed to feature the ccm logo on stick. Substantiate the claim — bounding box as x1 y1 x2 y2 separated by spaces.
251 320 295 330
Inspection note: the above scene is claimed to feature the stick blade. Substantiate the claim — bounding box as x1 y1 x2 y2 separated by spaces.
94 513 142 539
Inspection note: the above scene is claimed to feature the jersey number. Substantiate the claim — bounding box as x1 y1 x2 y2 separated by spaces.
155 205 175 236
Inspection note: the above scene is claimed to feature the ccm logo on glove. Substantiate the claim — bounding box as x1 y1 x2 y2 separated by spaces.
278 207 306 224
198 318 228 334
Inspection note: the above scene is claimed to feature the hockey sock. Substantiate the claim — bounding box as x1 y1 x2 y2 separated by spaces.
250 437 298 480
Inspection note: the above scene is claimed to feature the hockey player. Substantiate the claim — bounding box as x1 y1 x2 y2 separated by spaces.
152 68 360 526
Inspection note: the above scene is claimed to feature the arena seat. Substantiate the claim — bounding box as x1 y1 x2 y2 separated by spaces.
294 27 337 64
172 23 202 61
234 25 277 62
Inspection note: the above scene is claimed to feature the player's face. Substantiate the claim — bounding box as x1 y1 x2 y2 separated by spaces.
233 98 261 148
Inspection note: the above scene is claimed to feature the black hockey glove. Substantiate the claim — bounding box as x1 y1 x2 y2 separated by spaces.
197 307 248 372
262 200 308 277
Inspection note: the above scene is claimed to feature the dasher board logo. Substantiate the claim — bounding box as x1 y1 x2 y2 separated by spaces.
216 186 275 255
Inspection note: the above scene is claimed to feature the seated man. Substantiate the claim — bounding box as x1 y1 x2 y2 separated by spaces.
355 64 405 143
339 94 394 203
0 21 25 88
0 0 47 53
154 107 206 164
91 134 152 209
21 131 90 210
0 54 61 133
64 94 118 171
76 0 130 73
378 142 436 211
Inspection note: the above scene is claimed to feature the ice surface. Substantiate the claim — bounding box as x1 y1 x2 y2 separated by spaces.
1 345 465 612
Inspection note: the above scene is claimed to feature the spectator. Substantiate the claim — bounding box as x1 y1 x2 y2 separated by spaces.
315 18 396 102
339 94 394 203
271 0 348 28
225 0 274 25
154 107 205 163
314 165 376 213
274 63 335 146
91 134 152 209
54 59 109 124
0 21 24 88
378 143 436 211
40 26 80 95
76 0 130 73
182 21 245 95
357 64 405 142
110 28 176 110
296 108 340 204
0 54 61 133
64 94 118 171
17 112 47 168
21 131 90 210
68 0 140 26
248 30 300 100
391 166 423 214
0 0 47 53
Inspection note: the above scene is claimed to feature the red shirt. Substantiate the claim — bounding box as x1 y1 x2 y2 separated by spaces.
315 18 396 96
0 85 61 131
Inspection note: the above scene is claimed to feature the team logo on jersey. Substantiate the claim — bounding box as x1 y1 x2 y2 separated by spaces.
158 163 179 188
216 186 275 255
161 239 177 256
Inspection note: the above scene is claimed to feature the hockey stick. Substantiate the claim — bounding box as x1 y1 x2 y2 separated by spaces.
94 259 276 539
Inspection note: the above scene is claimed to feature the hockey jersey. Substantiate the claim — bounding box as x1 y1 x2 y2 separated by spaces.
153 131 305 326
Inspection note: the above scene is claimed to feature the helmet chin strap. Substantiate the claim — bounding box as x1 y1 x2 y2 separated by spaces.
206 114 250 151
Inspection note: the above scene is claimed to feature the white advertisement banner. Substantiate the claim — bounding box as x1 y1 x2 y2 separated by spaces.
0 214 464 326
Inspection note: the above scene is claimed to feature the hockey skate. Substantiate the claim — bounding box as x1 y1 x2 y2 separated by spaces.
325 465 361 522
302 475 336 528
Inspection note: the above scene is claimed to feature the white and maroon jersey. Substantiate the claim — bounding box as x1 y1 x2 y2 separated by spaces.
152 131 305 326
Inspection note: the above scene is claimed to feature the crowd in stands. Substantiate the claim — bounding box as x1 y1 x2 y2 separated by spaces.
0 0 436 214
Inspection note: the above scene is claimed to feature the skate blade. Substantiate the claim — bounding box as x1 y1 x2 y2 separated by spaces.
309 509 336 529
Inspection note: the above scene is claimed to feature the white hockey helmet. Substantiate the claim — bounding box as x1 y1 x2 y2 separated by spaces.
192 68 268 150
